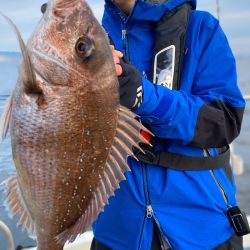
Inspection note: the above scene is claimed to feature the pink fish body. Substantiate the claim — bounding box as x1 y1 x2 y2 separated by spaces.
1 1 150 249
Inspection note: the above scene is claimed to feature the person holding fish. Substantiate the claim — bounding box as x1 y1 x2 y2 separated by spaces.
90 0 249 249
2 0 248 249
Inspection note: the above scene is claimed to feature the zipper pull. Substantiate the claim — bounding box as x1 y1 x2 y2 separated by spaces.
122 29 127 40
142 71 147 79
146 205 154 218
122 29 127 51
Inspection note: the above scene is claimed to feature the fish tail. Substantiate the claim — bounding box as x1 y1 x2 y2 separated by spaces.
0 12 42 95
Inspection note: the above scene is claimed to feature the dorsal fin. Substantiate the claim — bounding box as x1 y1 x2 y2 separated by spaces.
56 106 152 244
0 94 13 141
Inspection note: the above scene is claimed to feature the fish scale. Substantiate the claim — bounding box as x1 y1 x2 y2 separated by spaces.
0 0 152 249
11 87 117 248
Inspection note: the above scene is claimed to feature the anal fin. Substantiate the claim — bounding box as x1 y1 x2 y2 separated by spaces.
3 175 35 235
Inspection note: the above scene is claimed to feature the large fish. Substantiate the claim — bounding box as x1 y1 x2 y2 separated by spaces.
0 0 150 249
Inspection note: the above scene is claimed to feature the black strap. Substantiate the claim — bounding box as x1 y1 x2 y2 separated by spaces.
134 145 230 171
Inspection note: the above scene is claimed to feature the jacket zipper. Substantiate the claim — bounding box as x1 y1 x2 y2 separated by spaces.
139 164 172 250
138 204 154 250
122 28 128 55
204 149 230 208
120 1 138 60
122 25 131 59
138 213 147 250
153 212 172 250
210 170 229 206
138 165 150 249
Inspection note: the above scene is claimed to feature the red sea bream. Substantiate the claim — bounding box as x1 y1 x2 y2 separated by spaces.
0 0 150 249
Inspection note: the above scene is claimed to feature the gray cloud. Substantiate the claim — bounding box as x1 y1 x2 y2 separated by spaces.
0 0 249 55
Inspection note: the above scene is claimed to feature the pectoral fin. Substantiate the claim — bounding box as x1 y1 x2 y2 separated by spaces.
0 12 42 95
0 94 13 141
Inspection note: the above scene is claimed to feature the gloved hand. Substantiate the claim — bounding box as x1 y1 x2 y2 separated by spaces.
118 56 143 110
110 46 143 110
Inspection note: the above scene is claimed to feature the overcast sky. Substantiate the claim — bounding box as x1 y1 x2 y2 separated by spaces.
0 0 249 55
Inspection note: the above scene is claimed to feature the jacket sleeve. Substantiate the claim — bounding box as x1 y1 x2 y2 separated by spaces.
135 14 245 148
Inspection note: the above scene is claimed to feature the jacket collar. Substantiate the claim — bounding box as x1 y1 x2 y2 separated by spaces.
105 0 196 10
104 0 196 24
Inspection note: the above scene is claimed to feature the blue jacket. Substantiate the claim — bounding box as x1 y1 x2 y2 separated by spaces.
92 0 246 249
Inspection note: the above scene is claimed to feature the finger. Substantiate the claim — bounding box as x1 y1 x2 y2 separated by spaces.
113 49 123 58
110 45 123 58
113 55 120 64
115 64 123 76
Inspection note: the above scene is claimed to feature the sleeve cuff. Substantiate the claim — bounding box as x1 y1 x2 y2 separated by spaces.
135 77 175 123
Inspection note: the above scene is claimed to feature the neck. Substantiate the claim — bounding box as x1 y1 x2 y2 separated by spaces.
114 0 135 15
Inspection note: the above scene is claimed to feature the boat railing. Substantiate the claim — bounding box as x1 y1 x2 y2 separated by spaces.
0 220 15 250
244 95 250 101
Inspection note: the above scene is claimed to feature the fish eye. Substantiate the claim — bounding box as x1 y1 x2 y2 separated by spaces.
75 36 94 62
41 3 47 14
77 43 87 53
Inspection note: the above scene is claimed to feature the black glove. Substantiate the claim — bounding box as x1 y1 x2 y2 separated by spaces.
118 57 143 110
